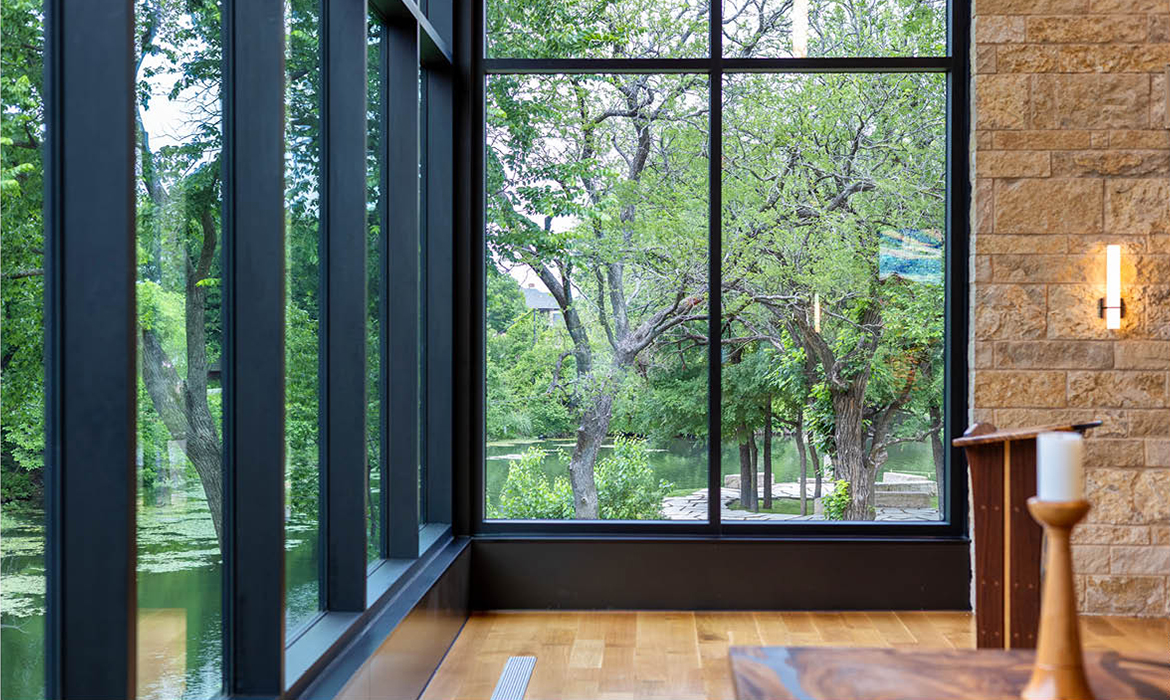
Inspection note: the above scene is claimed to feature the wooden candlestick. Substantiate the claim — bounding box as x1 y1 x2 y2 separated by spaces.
1021 498 1095 700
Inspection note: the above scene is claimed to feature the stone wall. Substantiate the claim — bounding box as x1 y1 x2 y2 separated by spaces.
972 0 1170 616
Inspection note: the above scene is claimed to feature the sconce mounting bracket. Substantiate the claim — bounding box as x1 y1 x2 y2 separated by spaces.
1098 297 1127 319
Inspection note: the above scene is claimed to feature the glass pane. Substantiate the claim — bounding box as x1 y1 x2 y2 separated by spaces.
285 0 322 636
721 72 945 523
722 0 946 58
486 74 709 521
367 17 382 561
487 0 708 59
135 1 224 697
1 2 46 696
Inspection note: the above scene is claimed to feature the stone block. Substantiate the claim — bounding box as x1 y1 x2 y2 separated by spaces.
991 254 1094 284
976 45 997 74
979 0 1089 12
975 255 993 283
1085 468 1140 524
1152 73 1167 127
1089 0 1168 11
1025 15 1148 44
994 340 1112 369
1068 371 1167 408
973 370 1067 408
977 234 1066 255
974 284 1047 340
1072 524 1150 545
975 178 994 234
1147 438 1170 466
1152 14 1170 44
976 151 1051 178
1051 151 1170 178
1083 438 1146 468
998 45 1059 73
1155 525 1170 545
975 15 1025 43
1031 74 1150 130
1072 544 1112 574
993 408 1126 436
1111 546 1170 575
1058 45 1170 73
1114 341 1170 370
1109 130 1170 150
994 178 1102 233
974 341 994 369
1084 575 1164 615
1128 410 1170 437
976 74 1030 130
992 130 1091 150
1105 179 1170 235
1134 470 1170 523
1046 285 1116 340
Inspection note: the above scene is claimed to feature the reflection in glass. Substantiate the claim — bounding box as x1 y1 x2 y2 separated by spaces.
0 3 46 697
488 0 708 59
367 17 383 561
285 0 322 636
134 2 224 697
721 72 945 522
486 74 709 521
721 0 946 58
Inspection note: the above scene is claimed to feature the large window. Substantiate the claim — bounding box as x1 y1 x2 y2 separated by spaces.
1 3 46 698
134 1 224 696
483 0 958 527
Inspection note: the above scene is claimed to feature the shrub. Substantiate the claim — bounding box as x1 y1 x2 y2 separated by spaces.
595 436 672 520
489 448 574 519
489 438 672 520
821 479 850 521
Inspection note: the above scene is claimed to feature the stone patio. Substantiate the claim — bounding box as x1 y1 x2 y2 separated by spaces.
660 483 940 522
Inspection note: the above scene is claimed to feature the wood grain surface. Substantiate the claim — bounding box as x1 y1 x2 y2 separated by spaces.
729 646 1170 700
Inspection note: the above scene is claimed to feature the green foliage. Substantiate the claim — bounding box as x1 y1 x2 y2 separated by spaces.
489 448 575 519
821 480 851 521
490 439 671 520
594 437 672 520
487 264 528 334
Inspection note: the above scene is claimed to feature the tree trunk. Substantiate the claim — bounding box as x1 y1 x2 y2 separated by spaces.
809 442 822 499
567 390 613 518
833 383 876 521
141 329 224 546
763 400 773 510
749 432 759 512
929 403 945 509
737 423 753 512
796 414 807 516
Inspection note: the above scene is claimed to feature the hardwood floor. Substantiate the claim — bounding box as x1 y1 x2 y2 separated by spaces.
410 611 1169 700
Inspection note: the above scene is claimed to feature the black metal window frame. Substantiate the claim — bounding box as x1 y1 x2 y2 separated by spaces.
466 0 972 538
42 0 457 696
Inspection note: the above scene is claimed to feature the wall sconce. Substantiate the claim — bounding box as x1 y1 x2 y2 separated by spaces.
1098 244 1124 330
792 0 809 58
813 292 821 333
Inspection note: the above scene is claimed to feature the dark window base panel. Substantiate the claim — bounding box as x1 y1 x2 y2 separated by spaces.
470 537 972 611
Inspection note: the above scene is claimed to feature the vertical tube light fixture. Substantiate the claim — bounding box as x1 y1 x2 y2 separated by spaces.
813 292 821 333
1099 244 1123 330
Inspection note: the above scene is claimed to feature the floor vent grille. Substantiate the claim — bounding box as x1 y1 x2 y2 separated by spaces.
489 655 536 700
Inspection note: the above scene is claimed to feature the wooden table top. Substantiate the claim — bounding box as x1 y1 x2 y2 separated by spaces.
729 646 1170 700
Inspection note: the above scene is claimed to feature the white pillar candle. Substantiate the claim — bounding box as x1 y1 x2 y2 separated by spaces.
1036 431 1084 502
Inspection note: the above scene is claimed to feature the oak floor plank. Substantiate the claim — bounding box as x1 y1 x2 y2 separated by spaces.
414 611 1168 700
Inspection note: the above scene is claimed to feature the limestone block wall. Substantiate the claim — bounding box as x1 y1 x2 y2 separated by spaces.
971 0 1170 615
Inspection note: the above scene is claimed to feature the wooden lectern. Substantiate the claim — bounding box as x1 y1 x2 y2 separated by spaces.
952 421 1100 650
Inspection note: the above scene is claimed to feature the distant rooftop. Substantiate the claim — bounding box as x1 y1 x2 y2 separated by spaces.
522 284 558 310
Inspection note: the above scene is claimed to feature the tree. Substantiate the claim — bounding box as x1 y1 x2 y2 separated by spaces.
487 71 708 518
722 69 945 519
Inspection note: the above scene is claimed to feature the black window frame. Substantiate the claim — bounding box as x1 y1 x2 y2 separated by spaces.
468 0 971 539
41 0 458 696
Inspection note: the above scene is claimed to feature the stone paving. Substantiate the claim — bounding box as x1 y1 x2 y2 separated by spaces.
660 483 940 522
